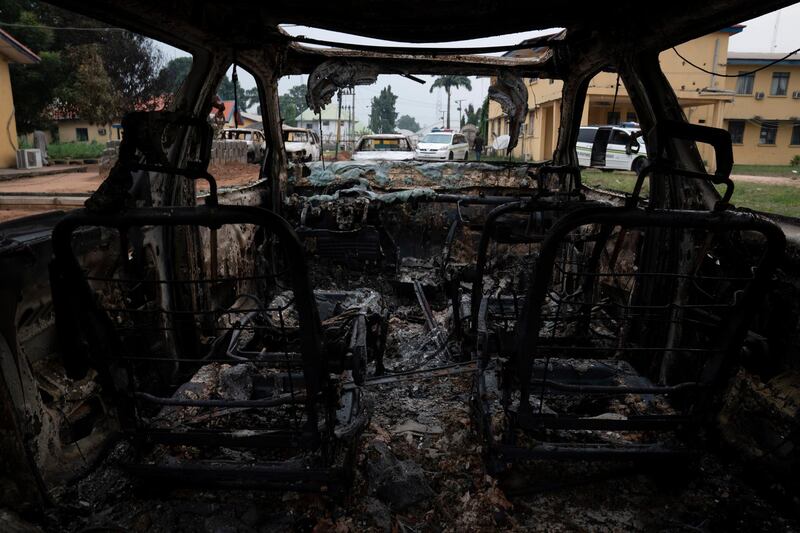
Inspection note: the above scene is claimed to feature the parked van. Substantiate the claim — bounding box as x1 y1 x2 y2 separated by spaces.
282 125 321 162
576 126 647 173
415 130 469 161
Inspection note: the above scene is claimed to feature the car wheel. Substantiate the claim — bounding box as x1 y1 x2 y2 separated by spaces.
246 152 255 164
448 152 454 160
463 151 469 161
631 157 646 174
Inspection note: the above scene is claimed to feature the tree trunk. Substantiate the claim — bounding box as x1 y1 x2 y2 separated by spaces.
446 86 451 129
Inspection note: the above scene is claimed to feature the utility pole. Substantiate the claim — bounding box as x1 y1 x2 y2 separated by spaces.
334 90 343 159
455 99 466 129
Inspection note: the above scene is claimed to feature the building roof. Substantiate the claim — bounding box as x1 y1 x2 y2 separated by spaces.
240 110 261 122
0 28 40 64
727 51 800 66
296 107 354 122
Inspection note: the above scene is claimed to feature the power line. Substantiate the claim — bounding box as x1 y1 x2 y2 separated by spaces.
673 45 800 77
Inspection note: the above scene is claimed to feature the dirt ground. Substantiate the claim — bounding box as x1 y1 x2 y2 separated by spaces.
0 162 262 222
0 166 103 194
731 174 800 187
0 163 262 196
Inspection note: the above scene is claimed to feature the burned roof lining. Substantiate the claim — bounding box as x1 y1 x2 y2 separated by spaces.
43 0 797 61
281 42 555 77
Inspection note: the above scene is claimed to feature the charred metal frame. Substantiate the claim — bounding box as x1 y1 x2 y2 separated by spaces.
472 205 785 468
49 205 367 491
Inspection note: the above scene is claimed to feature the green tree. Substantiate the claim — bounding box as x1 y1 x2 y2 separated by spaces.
396 114 420 132
215 75 247 107
154 56 192 94
369 86 398 134
2 1 164 132
278 84 307 125
100 30 162 110
478 95 489 139
429 76 472 129
56 44 119 125
464 103 480 126
8 51 69 133
243 87 260 111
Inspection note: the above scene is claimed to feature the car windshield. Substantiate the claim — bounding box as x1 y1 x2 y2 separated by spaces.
420 134 452 144
357 137 411 151
284 131 308 142
225 131 252 140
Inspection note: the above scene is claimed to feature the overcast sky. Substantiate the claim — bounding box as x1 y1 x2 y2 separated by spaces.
161 4 800 129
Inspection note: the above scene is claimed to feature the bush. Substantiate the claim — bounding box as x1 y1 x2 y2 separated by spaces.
791 155 800 167
48 141 105 160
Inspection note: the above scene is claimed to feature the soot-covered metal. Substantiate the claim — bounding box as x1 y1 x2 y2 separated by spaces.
1 0 799 531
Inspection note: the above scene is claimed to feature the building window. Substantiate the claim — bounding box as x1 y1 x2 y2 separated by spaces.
791 123 800 146
735 72 754 95
626 112 638 122
759 121 778 145
770 72 790 96
323 121 330 126
76 128 88 142
728 120 745 144
606 111 620 125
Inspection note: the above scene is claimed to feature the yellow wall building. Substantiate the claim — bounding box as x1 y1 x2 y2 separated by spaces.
488 26 799 167
54 119 119 144
723 52 800 165
0 29 40 168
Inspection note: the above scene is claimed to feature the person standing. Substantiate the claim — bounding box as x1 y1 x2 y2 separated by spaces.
473 134 485 161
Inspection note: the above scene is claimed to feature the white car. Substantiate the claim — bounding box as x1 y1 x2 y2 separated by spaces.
283 125 320 162
220 128 266 163
415 131 469 161
352 134 415 161
576 126 647 173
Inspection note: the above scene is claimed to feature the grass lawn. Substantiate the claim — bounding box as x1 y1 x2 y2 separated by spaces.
732 164 800 178
48 141 105 160
583 169 800 218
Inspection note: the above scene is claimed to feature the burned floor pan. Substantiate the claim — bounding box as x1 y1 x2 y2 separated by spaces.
125 361 369 492
22 241 800 531
473 358 688 469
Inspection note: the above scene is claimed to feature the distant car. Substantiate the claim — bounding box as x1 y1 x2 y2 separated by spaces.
576 125 647 173
220 128 266 163
283 125 320 162
415 131 469 161
352 134 415 161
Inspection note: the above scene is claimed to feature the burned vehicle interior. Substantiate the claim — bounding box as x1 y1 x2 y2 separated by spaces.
2 0 800 531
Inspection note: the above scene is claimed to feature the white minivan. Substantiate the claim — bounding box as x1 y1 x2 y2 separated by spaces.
415 131 469 161
576 126 647 173
282 125 321 162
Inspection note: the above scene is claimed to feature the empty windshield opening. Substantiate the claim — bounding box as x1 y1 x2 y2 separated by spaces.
284 131 310 142
357 137 412 151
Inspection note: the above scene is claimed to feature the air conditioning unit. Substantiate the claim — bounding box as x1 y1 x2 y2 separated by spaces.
755 92 765 100
16 149 43 170
792 90 800 99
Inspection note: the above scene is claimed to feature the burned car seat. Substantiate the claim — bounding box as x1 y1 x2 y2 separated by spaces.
48 112 370 491
471 122 786 474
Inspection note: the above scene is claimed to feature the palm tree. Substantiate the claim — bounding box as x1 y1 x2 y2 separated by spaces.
429 76 472 129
